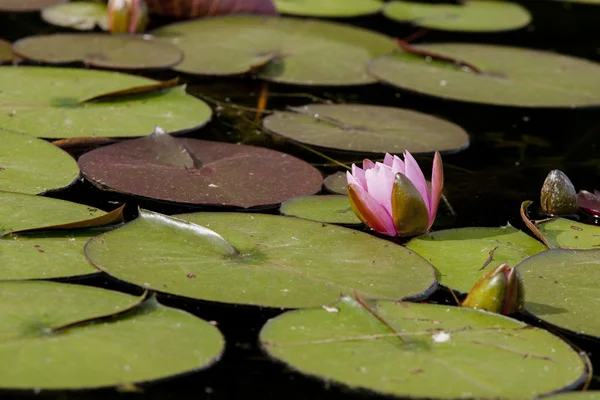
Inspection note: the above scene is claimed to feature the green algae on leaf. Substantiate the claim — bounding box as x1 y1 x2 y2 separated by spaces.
260 298 587 399
406 225 547 293
0 281 224 389
85 210 436 308
0 66 211 139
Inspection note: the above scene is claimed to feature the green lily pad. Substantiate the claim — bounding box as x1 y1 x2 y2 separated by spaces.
153 15 396 86
0 129 79 194
546 393 600 400
405 225 547 293
274 0 383 17
383 0 531 32
537 218 600 249
260 297 587 399
0 281 224 389
13 34 183 70
280 195 361 225
367 43 600 108
0 39 15 63
323 171 348 195
85 210 436 308
0 0 66 12
0 229 105 280
263 104 469 155
0 66 211 139
0 191 107 236
518 248 600 338
40 2 108 31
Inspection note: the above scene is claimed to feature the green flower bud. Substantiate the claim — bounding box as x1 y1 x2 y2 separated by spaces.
540 169 578 216
462 263 525 315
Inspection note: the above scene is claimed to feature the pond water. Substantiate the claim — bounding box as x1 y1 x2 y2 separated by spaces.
1 2 600 399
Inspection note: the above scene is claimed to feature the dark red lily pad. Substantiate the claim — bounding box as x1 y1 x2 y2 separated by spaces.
577 190 600 216
0 0 67 12
78 132 323 208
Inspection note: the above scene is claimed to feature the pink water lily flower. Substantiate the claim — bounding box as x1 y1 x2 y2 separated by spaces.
346 151 443 237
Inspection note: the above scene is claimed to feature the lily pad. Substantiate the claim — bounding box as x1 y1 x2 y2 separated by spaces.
405 225 547 293
383 0 531 32
274 0 383 17
84 210 437 308
518 248 600 338
0 281 224 389
323 171 348 195
537 218 600 249
546 393 600 400
0 0 66 12
260 297 587 399
13 34 183 70
367 43 600 108
280 195 361 225
263 104 469 155
78 135 323 208
0 129 79 194
41 2 108 31
0 39 14 63
0 66 211 138
0 191 108 236
153 15 396 85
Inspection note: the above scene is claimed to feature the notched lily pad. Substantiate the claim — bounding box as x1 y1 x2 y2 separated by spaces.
0 281 224 389
260 298 587 399
78 134 323 208
519 248 600 338
0 129 79 194
367 43 600 108
280 195 361 225
406 225 547 293
537 218 600 249
13 34 183 70
274 0 383 17
153 15 396 86
263 104 469 155
0 66 211 138
323 171 348 195
384 0 531 32
0 0 67 12
84 210 437 308
41 2 108 31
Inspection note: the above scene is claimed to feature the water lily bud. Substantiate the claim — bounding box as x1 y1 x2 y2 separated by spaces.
462 263 525 315
108 0 149 33
540 169 578 216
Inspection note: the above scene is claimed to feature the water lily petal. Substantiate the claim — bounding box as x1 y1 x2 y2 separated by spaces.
348 183 396 236
428 151 444 228
349 165 367 190
390 155 405 176
403 151 430 212
363 159 375 170
577 190 600 217
365 164 395 216
391 173 429 236
383 153 394 167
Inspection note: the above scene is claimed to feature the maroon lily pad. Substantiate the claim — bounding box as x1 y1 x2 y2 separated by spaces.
577 190 600 217
145 0 277 18
0 0 67 12
78 132 323 208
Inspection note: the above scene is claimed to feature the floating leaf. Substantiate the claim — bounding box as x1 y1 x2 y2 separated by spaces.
323 171 348 195
0 66 211 139
0 129 79 194
0 281 224 389
153 15 396 85
538 218 600 249
406 225 547 293
519 248 600 338
79 136 323 208
0 191 107 236
13 34 183 70
274 0 383 17
0 0 66 12
280 195 361 225
85 210 436 308
546 393 600 400
260 298 587 398
263 104 469 155
41 2 108 31
146 0 277 18
367 43 600 108
0 39 15 63
383 0 531 32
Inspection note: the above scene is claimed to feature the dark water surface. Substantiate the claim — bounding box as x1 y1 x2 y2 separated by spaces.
2 3 600 399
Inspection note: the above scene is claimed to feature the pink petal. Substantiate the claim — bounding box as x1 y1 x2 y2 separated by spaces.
383 153 394 167
403 151 430 212
390 155 405 175
348 184 397 236
363 159 375 170
349 164 367 190
428 151 444 229
365 163 395 216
